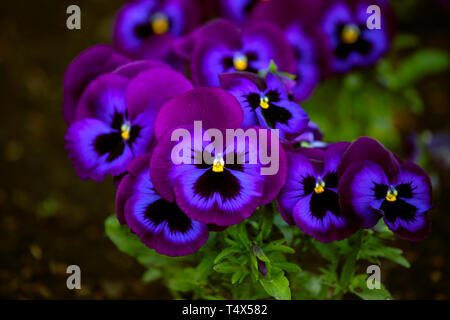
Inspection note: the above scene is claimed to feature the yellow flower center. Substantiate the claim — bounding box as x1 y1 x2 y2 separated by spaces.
260 96 269 109
233 54 248 71
212 155 225 173
151 13 169 35
385 187 398 202
314 177 325 194
341 24 360 44
121 122 131 141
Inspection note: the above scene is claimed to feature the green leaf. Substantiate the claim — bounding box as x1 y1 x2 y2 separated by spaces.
214 247 241 264
213 262 237 274
259 271 291 300
231 269 243 284
313 241 338 262
105 215 150 257
349 275 392 300
272 261 301 274
393 49 449 88
141 269 162 283
393 33 419 50
339 233 362 287
264 239 295 254
359 236 410 268
377 247 410 268
195 256 215 283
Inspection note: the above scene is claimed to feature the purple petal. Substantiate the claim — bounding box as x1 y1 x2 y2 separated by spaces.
65 119 133 181
63 44 130 124
173 163 264 226
154 87 244 140
256 127 288 206
323 141 351 174
117 153 209 256
338 160 387 229
74 73 129 123
116 153 152 224
338 137 400 181
174 19 242 59
219 72 263 127
242 22 296 74
277 151 316 225
126 68 194 121
113 60 171 79
292 193 355 243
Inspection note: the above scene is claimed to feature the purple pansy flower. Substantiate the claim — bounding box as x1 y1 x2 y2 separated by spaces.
63 44 130 125
338 137 432 241
113 0 200 60
318 0 394 74
220 72 310 142
174 19 296 87
149 87 287 226
65 67 193 181
250 0 321 101
277 143 356 243
116 153 209 257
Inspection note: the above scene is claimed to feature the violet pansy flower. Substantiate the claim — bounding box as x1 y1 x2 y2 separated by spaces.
65 67 193 181
220 72 309 142
318 0 394 74
338 137 432 241
277 143 356 243
174 19 296 87
116 153 209 257
113 0 200 60
150 87 287 226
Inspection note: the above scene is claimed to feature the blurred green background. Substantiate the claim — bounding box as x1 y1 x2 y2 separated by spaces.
0 0 448 299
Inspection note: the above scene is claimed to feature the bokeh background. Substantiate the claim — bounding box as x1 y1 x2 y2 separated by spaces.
0 0 448 299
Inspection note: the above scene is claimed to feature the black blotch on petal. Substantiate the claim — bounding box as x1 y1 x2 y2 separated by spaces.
261 103 292 128
373 183 388 200
193 169 242 201
381 198 417 223
246 93 261 110
144 198 192 233
396 183 414 198
266 90 281 103
94 132 125 162
128 125 142 145
222 56 234 70
111 112 125 130
309 189 340 218
324 172 339 189
302 176 316 196
135 24 153 39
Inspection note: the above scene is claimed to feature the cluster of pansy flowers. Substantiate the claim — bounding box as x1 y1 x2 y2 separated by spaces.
63 0 432 257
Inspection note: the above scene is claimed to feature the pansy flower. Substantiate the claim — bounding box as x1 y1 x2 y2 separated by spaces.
220 72 309 142
65 67 193 181
63 44 130 125
250 0 321 101
318 0 394 74
277 142 356 243
113 0 200 60
116 153 209 257
338 137 432 241
149 87 287 226
174 19 296 86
